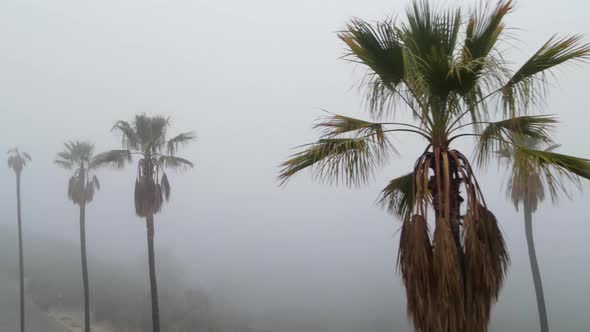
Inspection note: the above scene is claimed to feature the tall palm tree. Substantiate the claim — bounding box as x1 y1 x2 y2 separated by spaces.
94 114 195 332
498 140 590 332
7 147 31 332
55 141 102 332
279 1 589 331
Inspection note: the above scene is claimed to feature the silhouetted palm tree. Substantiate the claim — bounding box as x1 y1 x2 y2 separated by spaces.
94 114 195 332
55 141 102 332
279 1 589 331
499 140 590 332
7 147 31 332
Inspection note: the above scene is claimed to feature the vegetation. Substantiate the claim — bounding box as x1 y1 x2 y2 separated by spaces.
2 2 590 332
498 139 590 332
54 141 102 332
94 114 195 332
0 228 254 332
7 147 31 332
279 1 589 331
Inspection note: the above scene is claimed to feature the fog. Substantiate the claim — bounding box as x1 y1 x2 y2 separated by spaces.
0 0 589 331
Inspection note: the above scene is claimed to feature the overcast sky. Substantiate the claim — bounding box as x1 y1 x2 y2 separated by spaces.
1 0 589 330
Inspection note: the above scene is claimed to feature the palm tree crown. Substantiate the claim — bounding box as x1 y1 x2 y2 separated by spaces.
498 139 590 332
7 148 31 174
55 141 101 205
500 139 590 211
279 1 589 331
94 114 195 216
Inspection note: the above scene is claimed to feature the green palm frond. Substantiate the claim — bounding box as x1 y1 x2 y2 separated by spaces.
158 155 194 170
134 114 169 151
475 115 557 167
455 0 512 106
279 137 390 187
462 1 512 62
339 18 408 119
502 35 590 115
314 113 392 144
112 121 140 150
340 18 404 85
401 0 462 98
378 172 415 219
55 141 95 169
92 150 132 169
167 132 196 156
508 146 590 209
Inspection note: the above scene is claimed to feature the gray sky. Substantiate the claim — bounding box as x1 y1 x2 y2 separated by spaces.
1 0 589 330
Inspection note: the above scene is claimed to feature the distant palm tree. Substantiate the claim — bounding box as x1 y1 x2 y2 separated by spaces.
279 1 589 331
499 140 590 332
55 141 102 332
94 114 195 332
7 148 31 332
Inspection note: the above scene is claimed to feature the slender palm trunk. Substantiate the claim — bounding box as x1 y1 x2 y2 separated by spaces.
16 172 25 332
146 215 160 332
524 204 549 332
79 203 91 332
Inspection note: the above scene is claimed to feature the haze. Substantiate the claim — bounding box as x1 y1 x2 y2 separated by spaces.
1 0 589 331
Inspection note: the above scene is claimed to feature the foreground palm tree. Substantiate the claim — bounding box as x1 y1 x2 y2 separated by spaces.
279 1 589 331
7 148 31 332
499 140 590 332
94 114 195 332
55 141 102 332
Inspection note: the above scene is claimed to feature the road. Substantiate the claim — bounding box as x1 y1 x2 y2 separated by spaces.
0 279 67 332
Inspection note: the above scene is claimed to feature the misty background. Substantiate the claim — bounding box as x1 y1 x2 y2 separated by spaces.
0 0 589 331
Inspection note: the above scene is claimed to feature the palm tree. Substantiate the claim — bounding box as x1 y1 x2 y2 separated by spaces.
55 141 102 332
278 1 589 331
94 114 195 332
7 148 31 332
498 140 590 332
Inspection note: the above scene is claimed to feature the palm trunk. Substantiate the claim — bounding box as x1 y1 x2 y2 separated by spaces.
524 204 549 332
79 203 91 332
16 172 25 332
146 215 160 332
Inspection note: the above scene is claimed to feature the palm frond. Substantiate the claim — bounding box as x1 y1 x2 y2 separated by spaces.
455 0 512 103
339 18 405 112
314 113 393 146
54 159 74 170
401 0 462 98
6 148 30 173
7 155 16 168
85 181 95 203
167 131 196 155
92 175 101 191
56 151 73 162
279 137 391 187
509 147 590 207
398 215 433 331
462 1 512 62
158 155 194 170
56 141 95 169
134 114 169 151
502 35 590 115
378 172 415 219
161 173 171 201
112 121 140 150
475 115 557 167
92 150 132 169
